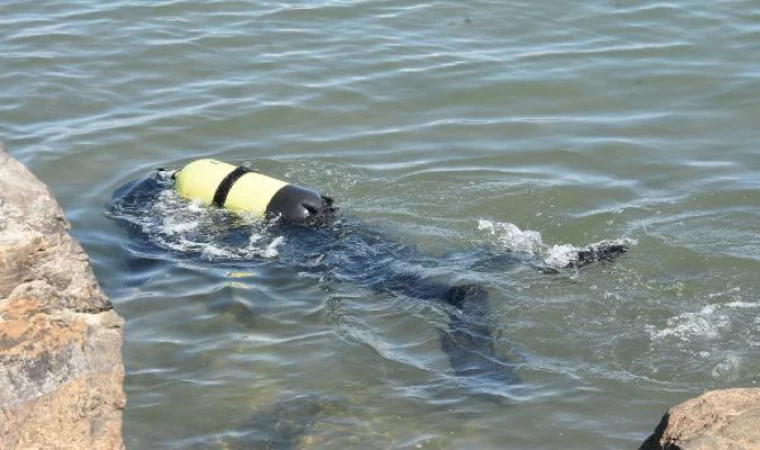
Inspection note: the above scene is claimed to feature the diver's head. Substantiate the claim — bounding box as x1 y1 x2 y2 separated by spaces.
267 184 336 226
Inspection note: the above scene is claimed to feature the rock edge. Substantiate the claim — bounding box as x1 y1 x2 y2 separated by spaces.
0 144 125 450
640 388 760 450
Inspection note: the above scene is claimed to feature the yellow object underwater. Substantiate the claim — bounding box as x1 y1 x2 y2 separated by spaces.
174 159 333 224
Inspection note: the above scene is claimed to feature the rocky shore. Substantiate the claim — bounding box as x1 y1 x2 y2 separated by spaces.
639 388 760 450
0 145 125 449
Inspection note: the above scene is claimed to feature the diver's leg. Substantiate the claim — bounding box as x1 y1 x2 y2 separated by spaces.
439 285 521 385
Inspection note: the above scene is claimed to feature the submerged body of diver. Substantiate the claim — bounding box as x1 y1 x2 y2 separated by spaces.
108 160 629 395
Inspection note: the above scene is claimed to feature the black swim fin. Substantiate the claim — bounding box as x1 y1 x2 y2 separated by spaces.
563 241 629 270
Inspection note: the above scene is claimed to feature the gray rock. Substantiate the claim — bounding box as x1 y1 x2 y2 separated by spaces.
640 388 760 450
0 144 125 449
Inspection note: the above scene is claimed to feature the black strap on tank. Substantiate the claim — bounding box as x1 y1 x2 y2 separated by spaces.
213 166 251 207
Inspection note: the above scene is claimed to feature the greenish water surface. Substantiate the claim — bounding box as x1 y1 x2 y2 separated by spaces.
2 1 760 448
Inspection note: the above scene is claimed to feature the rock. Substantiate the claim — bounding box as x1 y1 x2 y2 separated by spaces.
639 388 760 450
0 145 125 449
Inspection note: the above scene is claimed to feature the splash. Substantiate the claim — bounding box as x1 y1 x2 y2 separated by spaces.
477 219 636 269
108 182 285 261
477 220 543 254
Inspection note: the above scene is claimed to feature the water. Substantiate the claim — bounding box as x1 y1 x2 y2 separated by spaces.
2 0 760 448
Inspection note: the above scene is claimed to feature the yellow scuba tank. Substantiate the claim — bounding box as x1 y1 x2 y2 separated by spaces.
173 159 333 224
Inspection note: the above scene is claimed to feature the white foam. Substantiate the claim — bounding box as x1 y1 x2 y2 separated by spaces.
477 219 636 269
262 236 284 259
128 187 285 261
544 244 582 269
724 300 759 309
160 219 200 235
477 219 544 254
648 301 759 342
711 353 743 380
649 312 730 341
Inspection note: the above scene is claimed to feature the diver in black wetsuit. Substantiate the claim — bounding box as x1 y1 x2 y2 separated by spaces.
108 166 628 395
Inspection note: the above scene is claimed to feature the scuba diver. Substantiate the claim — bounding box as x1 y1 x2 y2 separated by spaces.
107 159 629 396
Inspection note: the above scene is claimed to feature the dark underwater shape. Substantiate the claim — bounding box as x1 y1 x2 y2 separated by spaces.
106 171 629 397
221 394 332 450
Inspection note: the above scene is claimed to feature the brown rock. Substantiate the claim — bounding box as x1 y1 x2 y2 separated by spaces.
640 388 760 450
0 144 125 449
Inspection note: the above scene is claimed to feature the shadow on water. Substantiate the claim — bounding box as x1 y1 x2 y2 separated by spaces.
107 171 629 436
